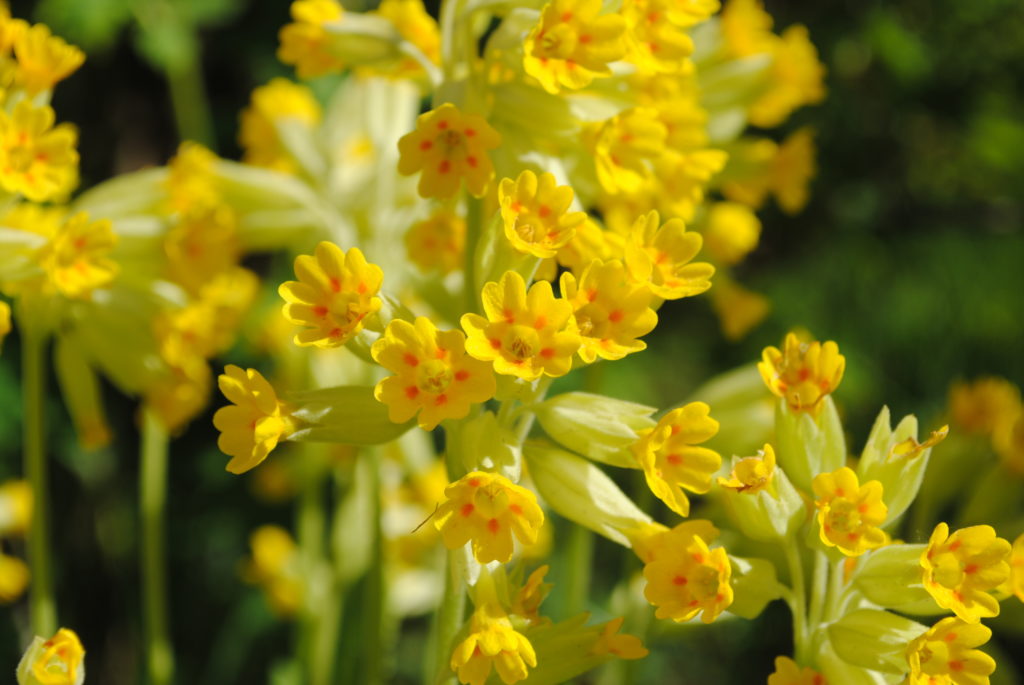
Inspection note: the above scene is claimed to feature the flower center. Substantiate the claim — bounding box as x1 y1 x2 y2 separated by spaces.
416 359 453 394
504 324 540 360
538 24 578 59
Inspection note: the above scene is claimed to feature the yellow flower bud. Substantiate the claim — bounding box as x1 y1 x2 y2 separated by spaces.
16 628 85 685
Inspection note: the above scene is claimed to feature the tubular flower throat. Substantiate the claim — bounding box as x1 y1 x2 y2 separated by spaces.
397 103 501 199
499 169 586 258
405 208 466 274
0 100 78 202
18 628 86 685
625 210 714 301
759 332 844 415
372 317 497 430
560 258 657 363
451 603 537 685
906 617 996 685
461 270 581 381
632 402 722 517
921 523 1011 623
279 242 383 348
717 443 776 494
13 22 85 94
213 365 294 475
642 524 732 623
812 467 887 557
277 0 346 79
523 0 627 94
239 77 322 173
435 471 544 564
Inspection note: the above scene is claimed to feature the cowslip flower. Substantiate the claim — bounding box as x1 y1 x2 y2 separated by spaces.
371 0 441 78
277 0 346 79
592 108 666 194
812 467 887 556
748 25 826 128
948 377 1021 435
371 317 496 430
0 100 78 202
0 552 29 603
239 78 322 173
720 0 775 57
905 617 995 685
921 523 1011 623
279 242 383 347
434 471 544 564
722 130 817 215
164 206 240 296
560 259 657 363
1004 532 1024 603
709 277 771 341
590 617 649 659
759 332 845 415
461 271 580 380
653 148 729 220
994 409 1024 474
397 103 501 199
624 210 714 300
16 628 85 685
13 22 85 94
243 525 303 616
522 0 626 94
701 202 761 265
767 656 826 685
498 170 586 258
213 365 294 474
620 0 695 74
632 402 721 517
717 443 775 494
31 212 118 299
405 208 465 274
0 479 32 537
165 141 220 215
451 603 537 685
642 524 732 623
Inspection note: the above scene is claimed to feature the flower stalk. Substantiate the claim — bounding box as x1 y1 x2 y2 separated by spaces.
140 407 174 685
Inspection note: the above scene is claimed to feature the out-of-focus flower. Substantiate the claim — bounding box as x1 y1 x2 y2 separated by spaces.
242 525 303 616
499 170 585 258
709 278 771 341
213 366 294 474
239 78 322 173
921 523 1010 623
812 467 887 557
16 628 85 685
701 202 761 266
759 332 844 415
0 101 78 202
948 377 1020 435
748 25 826 128
12 22 84 95
405 209 465 274
371 0 441 78
592 108 666 194
767 656 826 685
0 300 11 351
278 0 346 79
0 480 32 537
905 617 995 685
0 553 29 603
590 617 648 659
723 130 817 215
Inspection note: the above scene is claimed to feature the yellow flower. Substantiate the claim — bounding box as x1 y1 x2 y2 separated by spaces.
397 103 501 199
767 656 827 685
624 210 714 300
906 617 995 685
35 212 118 299
451 603 537 685
0 11 27 57
523 0 627 94
13 22 84 94
592 108 666 194
511 565 551 624
554 218 621 275
164 206 239 296
748 25 826 128
0 552 29 603
277 0 346 79
239 78 322 173
720 0 775 57
632 402 721 517
0 299 9 351
590 617 649 659
717 443 775 494
213 365 294 474
662 0 720 27
626 519 718 564
17 628 85 685
278 242 384 348
642 524 732 623
709 278 771 341
758 332 845 415
165 142 220 215
435 471 544 564
948 377 1021 435
653 148 728 220
629 72 708 151
890 424 949 461
1005 533 1024 603
144 358 212 434
0 100 78 202
722 130 817 215
405 209 466 274
701 202 761 265
243 525 303 616
812 467 887 556
372 0 441 78
621 0 694 74
499 170 586 258
372 317 497 430
0 479 32 537
560 259 657 363
921 523 1011 623
461 271 580 380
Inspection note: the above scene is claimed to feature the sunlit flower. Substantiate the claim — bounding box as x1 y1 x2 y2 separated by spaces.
277 0 346 79
812 467 887 556
642 524 732 623
758 332 844 415
451 602 537 685
213 365 294 474
592 108 666 194
717 444 775 494
165 141 220 215
767 656 826 685
722 129 817 215
653 148 728 220
405 209 466 274
624 210 714 300
1004 533 1024 603
372 0 441 78
720 0 774 57
499 170 586 258
590 617 649 659
0 100 78 202
239 78 322 173
921 523 1011 623
13 22 84 94
906 617 995 685
948 377 1021 435
145 358 212 435
16 628 85 685
621 0 694 74
701 202 761 265
748 25 826 128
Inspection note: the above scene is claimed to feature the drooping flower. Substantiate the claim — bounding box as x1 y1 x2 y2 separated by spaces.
405 209 466 274
620 0 695 74
435 471 544 564
451 602 537 685
277 0 346 79
653 148 729 220
812 467 887 557
748 25 826 128
590 617 649 659
905 617 995 685
278 242 383 348
717 443 776 494
498 170 586 258
632 402 721 517
12 22 84 94
239 78 322 173
701 202 761 266
921 523 1011 623
16 628 85 685
767 656 826 685
0 100 78 202
372 317 496 430
758 332 845 415
624 210 714 300
213 365 294 474
642 523 732 623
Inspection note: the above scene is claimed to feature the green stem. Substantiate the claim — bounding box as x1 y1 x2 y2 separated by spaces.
823 559 846 622
463 197 483 314
564 524 593 617
140 408 174 685
784 544 808 664
361 454 384 685
166 57 215 148
434 550 466 685
806 551 828 644
23 329 55 637
297 471 326 684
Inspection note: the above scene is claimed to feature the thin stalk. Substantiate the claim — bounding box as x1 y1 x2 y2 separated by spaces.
463 197 483 314
784 544 808 664
434 550 466 685
564 524 593 617
23 329 56 637
361 454 384 685
166 58 215 148
824 558 846 622
297 470 326 684
140 408 174 685
806 551 828 642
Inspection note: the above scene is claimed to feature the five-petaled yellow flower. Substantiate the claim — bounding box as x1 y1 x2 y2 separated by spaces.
632 402 721 517
372 317 496 430
451 602 537 685
434 471 544 564
462 271 580 380
279 242 383 348
17 627 85 685
767 656 826 685
27 212 118 299
642 523 732 623
625 210 714 300
906 617 995 685
759 332 845 415
717 443 776 494
921 523 1011 623
397 103 501 199
812 466 887 557
213 365 294 474
0 100 78 202
499 170 586 258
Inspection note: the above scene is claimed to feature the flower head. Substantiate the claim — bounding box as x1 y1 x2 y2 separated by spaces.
239 78 322 173
748 25 826 128
592 108 666 194
16 628 85 685
164 206 240 296
371 0 441 78
397 103 501 199
632 402 721 517
405 209 466 274
653 148 728 221
34 212 118 299
451 603 537 685
720 0 774 57
921 523 1011 623
702 202 761 265
277 0 346 79
279 242 383 348
621 0 699 74
759 332 845 415
372 317 496 430
213 365 294 474
906 617 995 685
642 524 732 623
499 170 586 258
13 22 84 94
435 471 544 564
767 656 826 685
717 443 775 494
461 271 580 380
165 142 220 215
812 467 887 556
590 617 649 659
0 100 78 202
948 377 1020 435
624 210 714 300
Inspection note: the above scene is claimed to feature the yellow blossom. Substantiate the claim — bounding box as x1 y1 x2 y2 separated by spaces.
748 25 826 128
702 202 761 265
709 277 771 340
34 212 118 299
629 72 708 151
554 218 621 275
397 103 501 199
371 0 441 78
0 299 9 351
451 603 537 685
1005 533 1024 603
278 242 383 348
720 0 774 57
621 0 694 74
277 0 346 79
0 11 27 57
767 656 826 685
145 358 212 434
243 525 303 616
592 108 666 194
642 524 732 623
13 22 84 94
213 365 294 474
164 206 240 296
890 425 949 462
435 471 544 564
17 628 85 685
165 142 220 215
372 317 497 430
405 209 466 274
0 552 29 603
0 479 32 537
523 0 627 94
921 523 1011 623
948 377 1021 435
653 148 728 220
663 0 720 27
511 565 551 624
758 332 845 415
906 617 995 685
560 259 657 363
499 170 586 258
590 617 649 659
632 402 722 517
624 210 714 300
239 78 322 173
0 100 78 202
722 129 817 215
461 271 580 380
717 443 775 494
812 467 887 556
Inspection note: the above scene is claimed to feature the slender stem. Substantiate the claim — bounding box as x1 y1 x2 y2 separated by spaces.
140 408 174 685
23 329 56 637
361 454 384 685
166 57 215 148
297 470 326 684
784 544 807 663
564 524 593 617
434 550 466 685
463 196 483 314
824 559 846 622
806 551 828 643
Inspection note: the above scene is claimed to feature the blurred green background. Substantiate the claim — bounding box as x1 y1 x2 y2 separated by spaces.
0 0 1023 682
